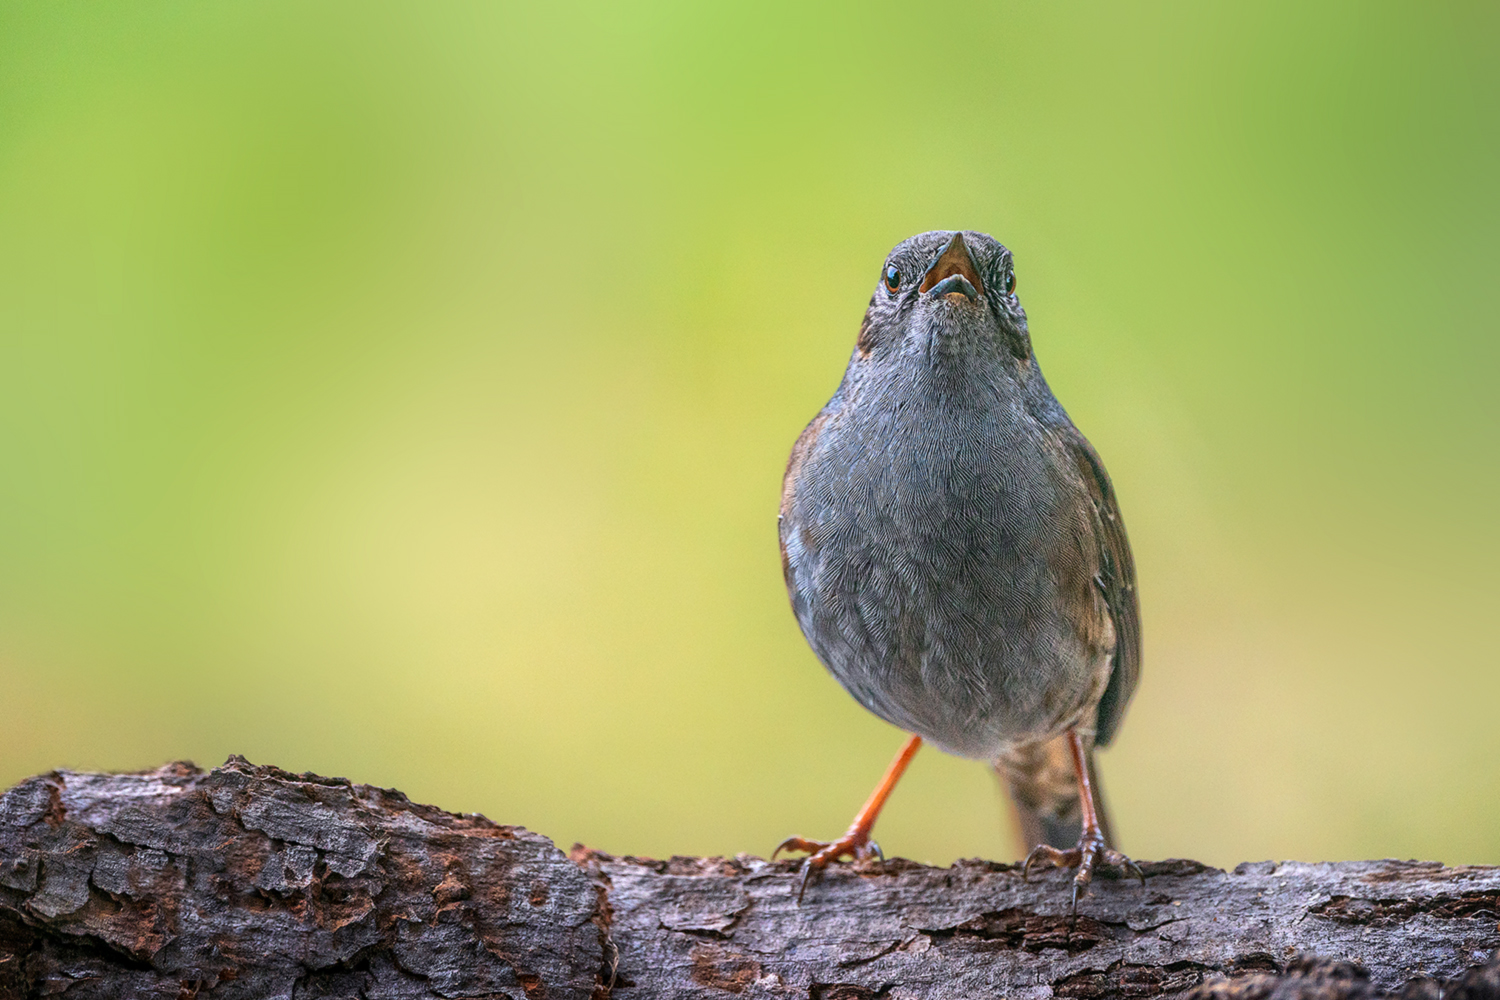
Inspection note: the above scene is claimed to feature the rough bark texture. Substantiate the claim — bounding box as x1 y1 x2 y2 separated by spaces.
1 759 1496 1000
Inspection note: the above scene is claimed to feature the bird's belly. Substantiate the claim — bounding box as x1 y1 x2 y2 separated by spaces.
783 444 1106 759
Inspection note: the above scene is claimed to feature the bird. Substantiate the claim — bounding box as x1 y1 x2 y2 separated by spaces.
773 230 1142 908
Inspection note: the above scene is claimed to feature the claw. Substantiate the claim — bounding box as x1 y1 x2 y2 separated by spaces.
1022 833 1141 907
795 860 815 902
771 829 882 903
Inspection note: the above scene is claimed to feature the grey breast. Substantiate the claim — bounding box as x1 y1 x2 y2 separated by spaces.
781 368 1110 761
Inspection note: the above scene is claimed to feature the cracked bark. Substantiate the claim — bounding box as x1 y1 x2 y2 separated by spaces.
1 760 1496 999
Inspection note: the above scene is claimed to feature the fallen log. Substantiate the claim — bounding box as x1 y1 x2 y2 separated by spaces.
0 758 1495 998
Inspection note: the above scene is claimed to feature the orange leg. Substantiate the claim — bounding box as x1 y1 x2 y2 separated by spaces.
1023 729 1144 911
773 734 922 900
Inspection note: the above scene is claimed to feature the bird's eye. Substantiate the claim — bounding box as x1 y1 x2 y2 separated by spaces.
1004 270 1017 295
884 265 901 293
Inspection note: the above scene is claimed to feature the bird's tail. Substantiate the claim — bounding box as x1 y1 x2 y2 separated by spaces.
993 734 1115 854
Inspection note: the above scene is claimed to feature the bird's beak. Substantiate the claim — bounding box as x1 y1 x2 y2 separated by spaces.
919 232 982 303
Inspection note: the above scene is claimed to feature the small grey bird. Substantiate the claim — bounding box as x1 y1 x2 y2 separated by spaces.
774 230 1141 905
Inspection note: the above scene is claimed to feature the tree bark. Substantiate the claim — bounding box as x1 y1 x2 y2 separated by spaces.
0 759 1495 999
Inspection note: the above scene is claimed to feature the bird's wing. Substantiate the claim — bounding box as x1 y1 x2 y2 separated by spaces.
1062 427 1141 747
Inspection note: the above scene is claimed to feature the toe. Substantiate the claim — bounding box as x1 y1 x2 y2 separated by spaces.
1103 849 1146 886
773 836 824 860
1023 844 1076 880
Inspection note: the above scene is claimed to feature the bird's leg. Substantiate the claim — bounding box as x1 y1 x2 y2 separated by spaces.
773 734 921 900
1022 729 1144 911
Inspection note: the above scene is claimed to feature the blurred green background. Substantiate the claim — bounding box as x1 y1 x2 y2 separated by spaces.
1 2 1496 869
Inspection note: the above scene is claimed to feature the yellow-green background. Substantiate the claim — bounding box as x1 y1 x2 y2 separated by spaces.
2 2 1496 869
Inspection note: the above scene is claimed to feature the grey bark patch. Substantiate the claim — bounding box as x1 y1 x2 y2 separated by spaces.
0 758 603 1000
658 882 752 936
586 852 1500 998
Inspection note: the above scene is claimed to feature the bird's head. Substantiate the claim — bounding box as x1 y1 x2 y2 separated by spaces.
854 230 1033 370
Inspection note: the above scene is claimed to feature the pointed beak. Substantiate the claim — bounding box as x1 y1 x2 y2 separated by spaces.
919 232 982 303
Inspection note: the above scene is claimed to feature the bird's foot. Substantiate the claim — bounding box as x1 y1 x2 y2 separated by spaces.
772 828 883 901
1023 829 1144 913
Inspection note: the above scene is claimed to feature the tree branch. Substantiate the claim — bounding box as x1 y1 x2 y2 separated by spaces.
1 759 1495 998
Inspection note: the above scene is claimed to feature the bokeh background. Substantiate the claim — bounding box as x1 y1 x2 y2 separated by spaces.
2 2 1497 870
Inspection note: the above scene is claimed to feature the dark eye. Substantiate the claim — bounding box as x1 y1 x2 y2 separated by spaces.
1004 270 1016 295
884 265 900 293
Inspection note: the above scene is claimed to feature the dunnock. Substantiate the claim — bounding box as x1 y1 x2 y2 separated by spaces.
774 231 1141 906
